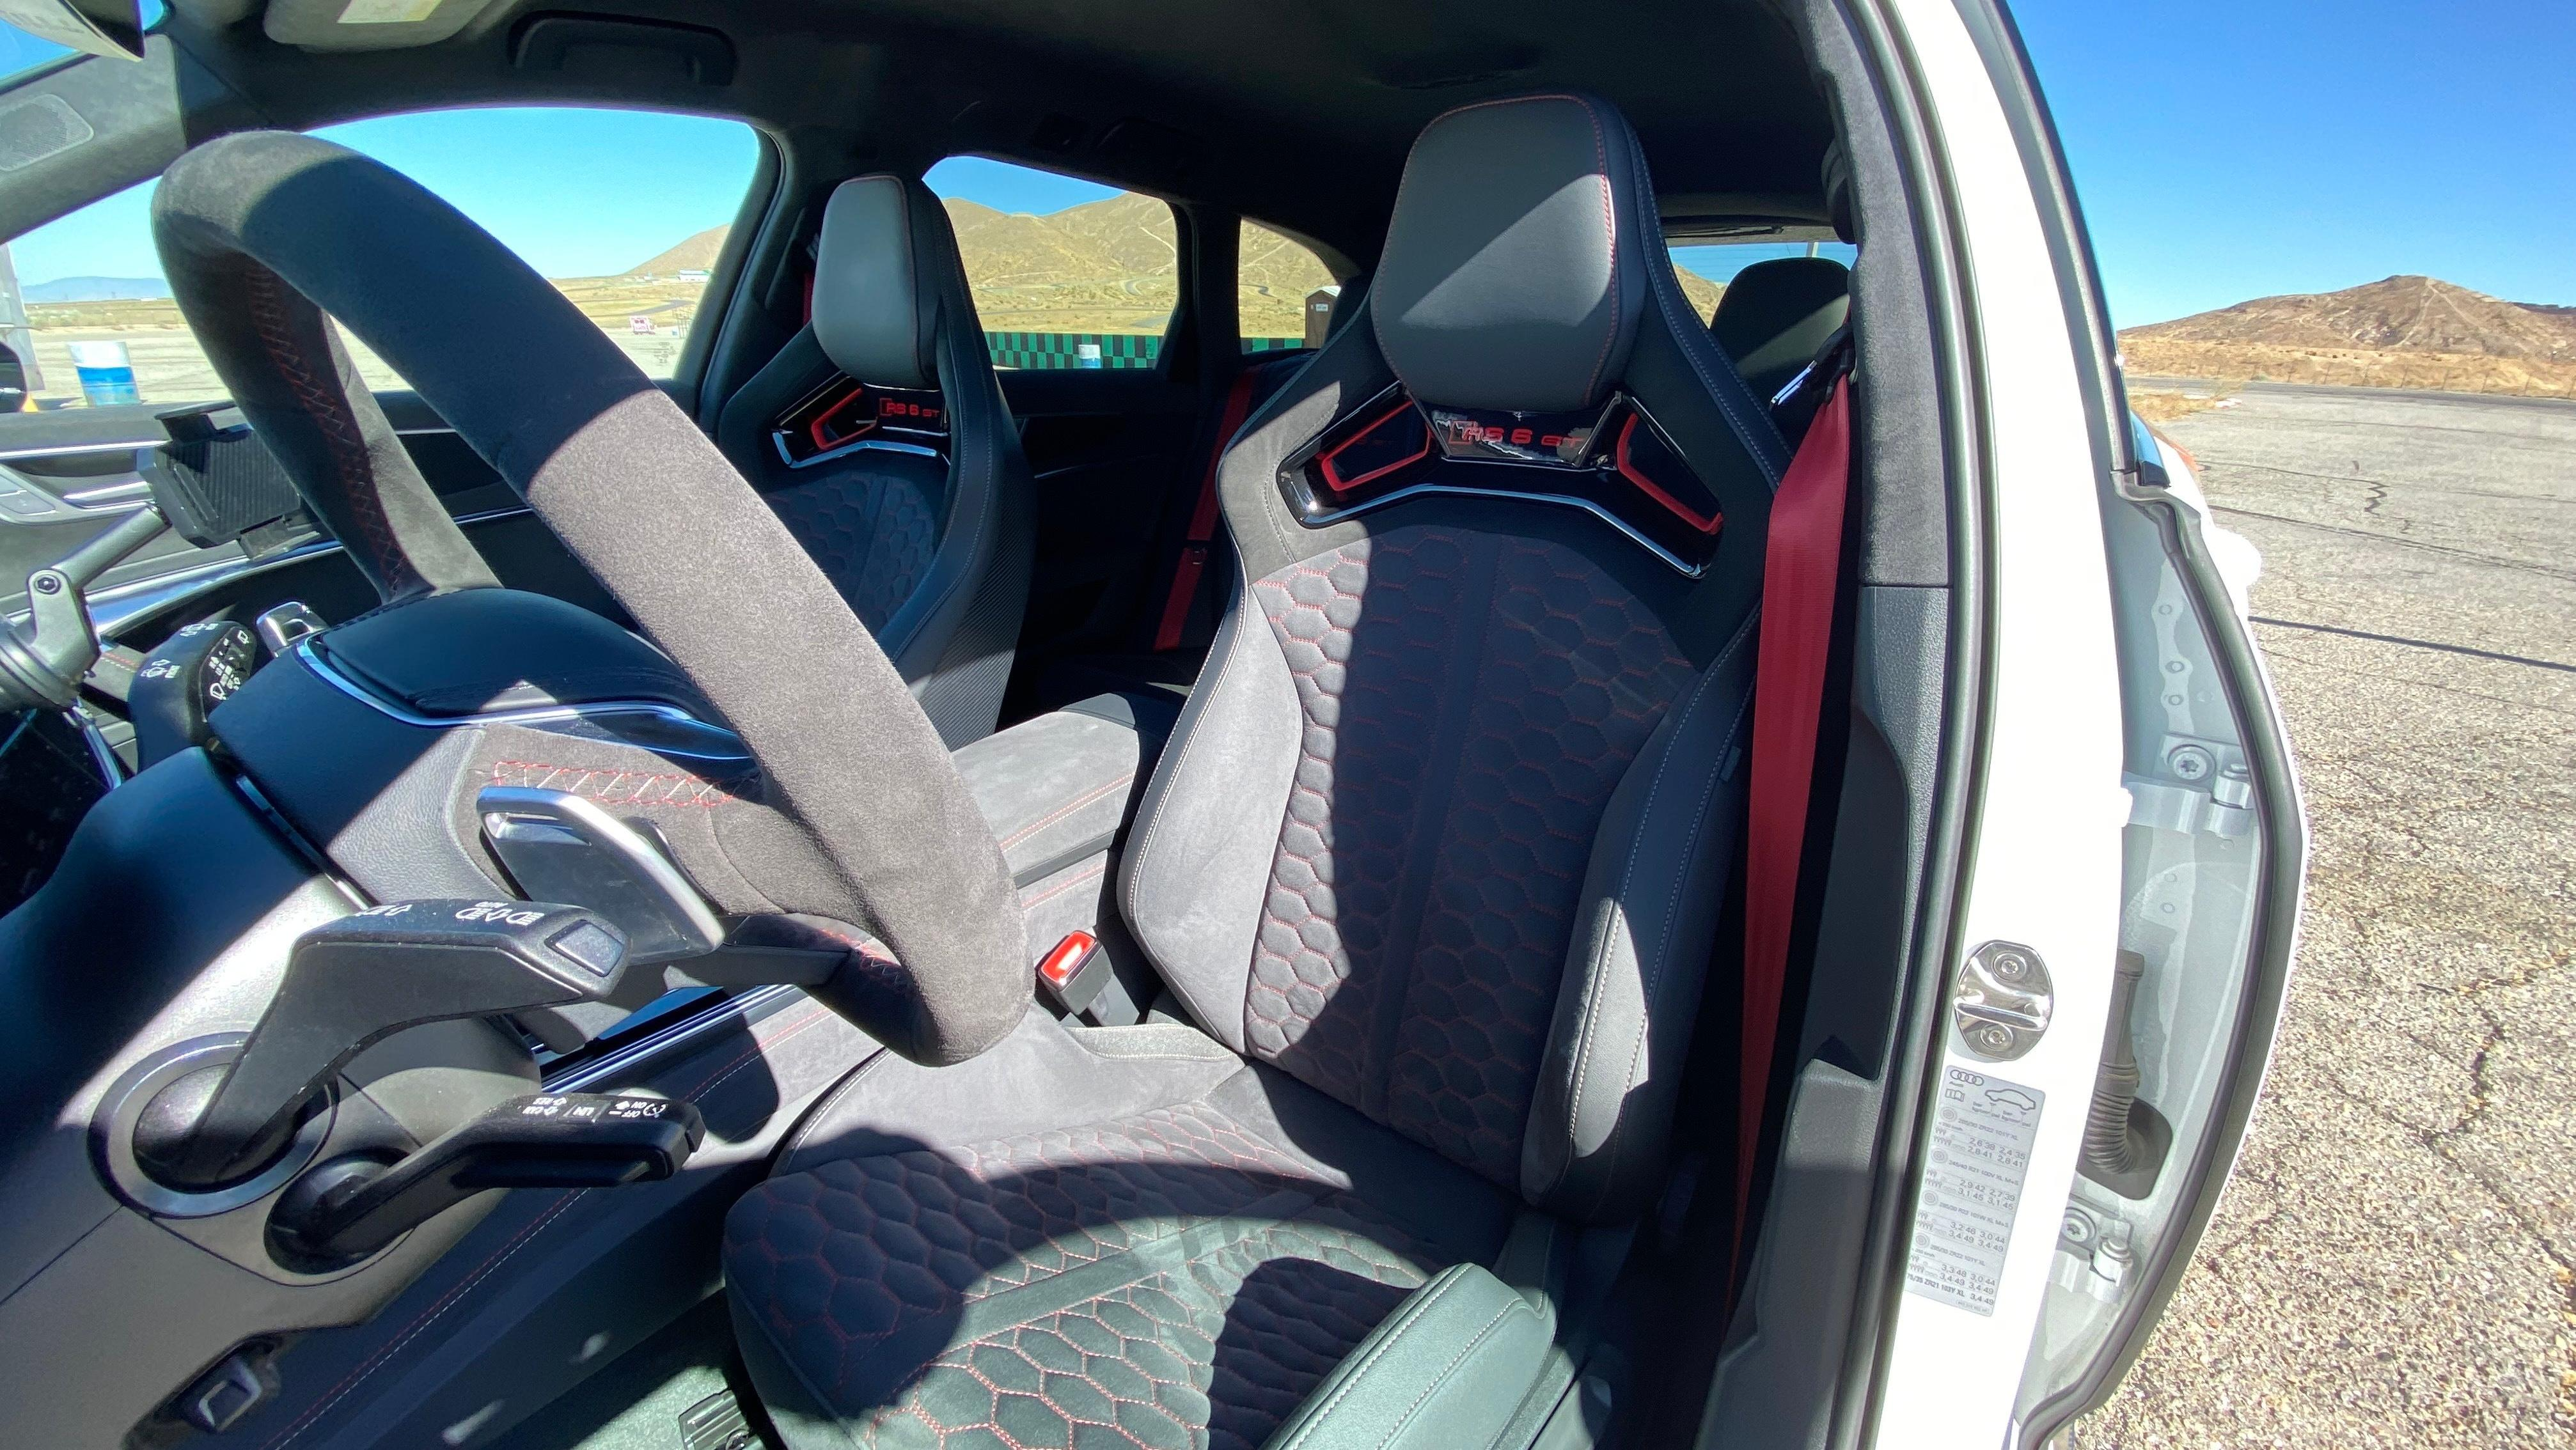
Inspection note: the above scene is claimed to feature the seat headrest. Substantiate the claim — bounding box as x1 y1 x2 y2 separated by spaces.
1708 256 1850 403
812 175 948 390
1371 93 1651 414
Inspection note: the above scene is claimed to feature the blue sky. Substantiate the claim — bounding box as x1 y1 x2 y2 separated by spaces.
6 3 2570 324
10 106 761 283
923 156 1117 216
2013 0 2575 324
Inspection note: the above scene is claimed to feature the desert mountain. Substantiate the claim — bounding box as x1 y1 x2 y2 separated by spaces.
941 193 1337 337
21 276 172 303
2124 274 2576 361
624 226 730 277
617 198 1333 337
620 196 1731 339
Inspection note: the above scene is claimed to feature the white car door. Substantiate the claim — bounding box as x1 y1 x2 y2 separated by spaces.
1862 1 2307 1445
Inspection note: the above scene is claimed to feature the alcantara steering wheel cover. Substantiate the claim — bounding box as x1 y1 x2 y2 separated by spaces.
151 130 1028 1065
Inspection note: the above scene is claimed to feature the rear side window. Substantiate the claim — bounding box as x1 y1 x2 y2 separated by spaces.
1667 235 1859 325
1239 220 1336 353
0 105 759 412
925 157 1178 370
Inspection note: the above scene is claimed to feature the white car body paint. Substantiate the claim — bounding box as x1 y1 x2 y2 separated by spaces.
2155 435 2266 616
1871 0 2132 1443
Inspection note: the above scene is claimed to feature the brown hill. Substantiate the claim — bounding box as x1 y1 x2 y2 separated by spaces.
625 226 729 277
1241 219 1336 338
621 198 1733 340
2124 274 2576 361
942 194 1179 334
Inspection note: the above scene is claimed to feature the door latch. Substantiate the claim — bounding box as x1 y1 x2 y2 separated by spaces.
1953 940 2053 1061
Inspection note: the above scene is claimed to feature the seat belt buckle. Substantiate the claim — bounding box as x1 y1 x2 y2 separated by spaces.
1036 931 1123 1020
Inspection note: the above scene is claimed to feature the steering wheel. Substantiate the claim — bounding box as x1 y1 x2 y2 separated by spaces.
151 130 1025 1065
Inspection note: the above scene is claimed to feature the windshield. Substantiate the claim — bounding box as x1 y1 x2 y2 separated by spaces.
0 104 760 410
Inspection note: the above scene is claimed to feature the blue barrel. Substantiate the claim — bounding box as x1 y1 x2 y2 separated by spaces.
69 341 139 407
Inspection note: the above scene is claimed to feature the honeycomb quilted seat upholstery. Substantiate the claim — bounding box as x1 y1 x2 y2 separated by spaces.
766 464 942 635
729 1095 1469 1449
725 92 1783 1449
1244 527 1699 1186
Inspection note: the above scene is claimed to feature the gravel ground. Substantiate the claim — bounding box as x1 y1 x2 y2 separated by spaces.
2066 386 2576 1447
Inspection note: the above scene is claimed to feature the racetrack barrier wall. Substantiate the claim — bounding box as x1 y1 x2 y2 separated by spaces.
982 331 1305 370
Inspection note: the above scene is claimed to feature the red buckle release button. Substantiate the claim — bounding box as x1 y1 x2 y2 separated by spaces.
1035 931 1109 1015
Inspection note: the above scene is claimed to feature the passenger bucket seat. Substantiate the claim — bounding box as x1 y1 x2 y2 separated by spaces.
717 175 1035 747
724 92 1789 1450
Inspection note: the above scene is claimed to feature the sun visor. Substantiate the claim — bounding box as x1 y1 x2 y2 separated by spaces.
263 0 502 52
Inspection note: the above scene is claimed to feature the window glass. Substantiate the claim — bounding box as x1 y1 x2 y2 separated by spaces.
0 105 759 411
1667 237 1859 325
924 156 1177 369
1239 220 1336 353
0 1 165 88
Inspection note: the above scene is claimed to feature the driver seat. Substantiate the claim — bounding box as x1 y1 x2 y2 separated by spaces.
725 92 1787 1449
717 175 1035 747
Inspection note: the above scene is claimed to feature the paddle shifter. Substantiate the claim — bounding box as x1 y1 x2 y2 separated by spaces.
136 899 647 1192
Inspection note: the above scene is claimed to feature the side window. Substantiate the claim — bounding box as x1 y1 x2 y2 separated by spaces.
924 157 1177 370
0 105 759 413
1239 220 1336 353
1666 235 1859 326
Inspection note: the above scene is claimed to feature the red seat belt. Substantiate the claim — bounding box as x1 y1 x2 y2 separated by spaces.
1152 366 1262 652
1732 377 1855 1282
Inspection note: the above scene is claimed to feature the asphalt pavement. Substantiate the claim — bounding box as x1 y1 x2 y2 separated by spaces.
2066 387 2576 1446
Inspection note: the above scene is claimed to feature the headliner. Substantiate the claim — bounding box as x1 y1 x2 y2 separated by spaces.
167 0 1832 265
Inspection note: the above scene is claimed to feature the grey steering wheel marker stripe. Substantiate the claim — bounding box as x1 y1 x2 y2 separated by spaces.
152 131 1029 1065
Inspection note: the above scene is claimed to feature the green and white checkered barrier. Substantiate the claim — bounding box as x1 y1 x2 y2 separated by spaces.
983 332 1161 370
981 332 1308 370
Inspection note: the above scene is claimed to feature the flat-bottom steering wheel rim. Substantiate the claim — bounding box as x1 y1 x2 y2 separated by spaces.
151 130 1028 1066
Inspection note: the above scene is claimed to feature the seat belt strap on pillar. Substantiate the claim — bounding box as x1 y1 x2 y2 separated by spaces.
1152 366 1261 652
1731 375 1855 1286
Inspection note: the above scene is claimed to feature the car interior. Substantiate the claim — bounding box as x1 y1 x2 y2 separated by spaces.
0 1 1967 1446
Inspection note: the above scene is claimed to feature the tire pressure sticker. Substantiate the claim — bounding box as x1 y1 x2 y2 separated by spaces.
1905 1066 2045 1315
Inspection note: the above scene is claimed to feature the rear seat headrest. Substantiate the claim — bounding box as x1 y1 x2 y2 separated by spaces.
1371 93 1651 414
1709 256 1850 403
812 175 943 390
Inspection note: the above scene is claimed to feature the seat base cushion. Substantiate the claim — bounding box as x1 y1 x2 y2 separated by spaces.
726 1019 1514 1450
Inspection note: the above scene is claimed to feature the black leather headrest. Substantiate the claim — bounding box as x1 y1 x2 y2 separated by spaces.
1372 93 1652 414
1709 256 1851 403
813 175 950 389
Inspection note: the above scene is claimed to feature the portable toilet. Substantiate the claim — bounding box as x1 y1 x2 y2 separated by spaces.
1303 286 1342 350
